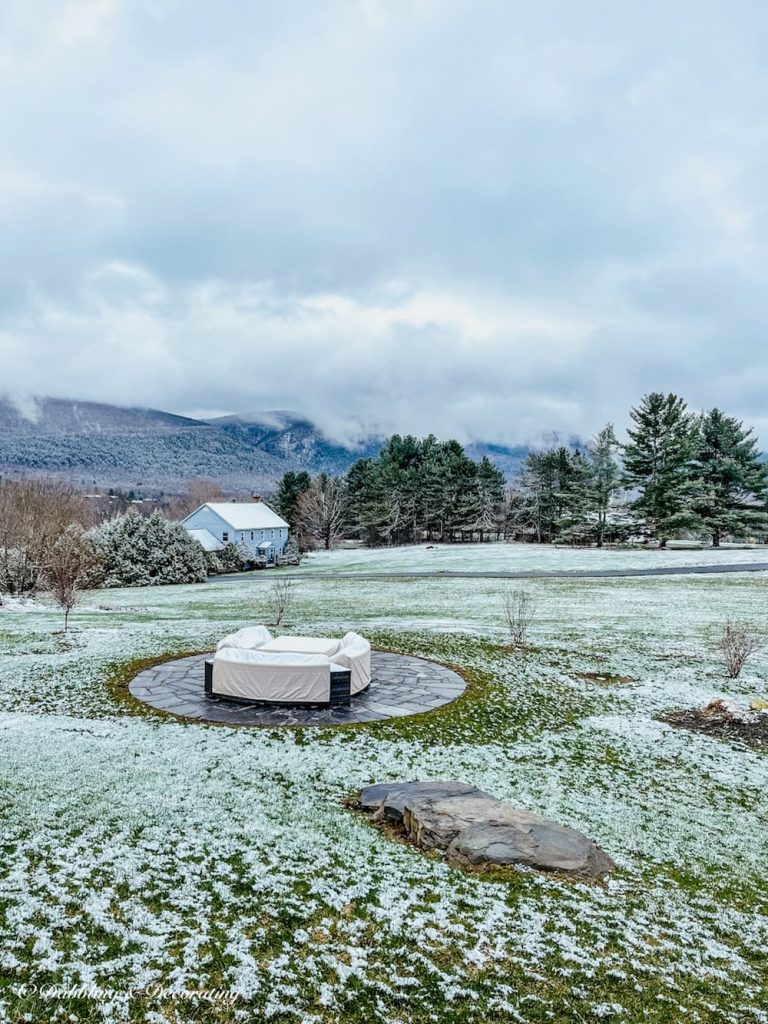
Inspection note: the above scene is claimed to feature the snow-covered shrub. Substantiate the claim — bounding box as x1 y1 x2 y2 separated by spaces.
214 542 249 573
235 538 254 567
92 508 207 587
204 550 224 575
278 536 302 565
0 547 38 598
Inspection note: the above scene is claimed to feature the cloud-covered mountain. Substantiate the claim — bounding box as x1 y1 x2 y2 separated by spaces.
0 397 529 494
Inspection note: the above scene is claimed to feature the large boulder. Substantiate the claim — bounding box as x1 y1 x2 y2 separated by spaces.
358 780 615 879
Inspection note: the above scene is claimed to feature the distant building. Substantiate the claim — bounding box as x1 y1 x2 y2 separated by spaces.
182 496 289 564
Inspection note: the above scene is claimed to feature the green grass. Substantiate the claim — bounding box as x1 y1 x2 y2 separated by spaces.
0 570 767 1022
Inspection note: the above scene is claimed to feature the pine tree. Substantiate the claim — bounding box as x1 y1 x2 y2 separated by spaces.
555 449 593 543
694 409 768 546
586 424 623 547
471 456 506 540
519 446 589 543
272 471 312 533
623 393 700 546
218 542 244 573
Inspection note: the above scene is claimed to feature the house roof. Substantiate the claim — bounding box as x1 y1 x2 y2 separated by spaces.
187 528 225 552
185 501 289 531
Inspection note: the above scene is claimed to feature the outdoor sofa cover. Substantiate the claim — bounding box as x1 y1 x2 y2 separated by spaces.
212 648 339 703
216 625 273 652
333 632 372 694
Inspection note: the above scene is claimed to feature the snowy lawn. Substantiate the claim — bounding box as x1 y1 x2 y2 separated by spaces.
277 540 768 575
0 556 767 1023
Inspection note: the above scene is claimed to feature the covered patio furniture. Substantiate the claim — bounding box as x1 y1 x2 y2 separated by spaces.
206 649 352 706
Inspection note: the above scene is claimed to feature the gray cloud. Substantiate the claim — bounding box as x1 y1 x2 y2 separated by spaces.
1 0 767 444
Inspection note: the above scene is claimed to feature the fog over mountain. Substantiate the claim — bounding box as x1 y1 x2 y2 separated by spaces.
0 396 531 493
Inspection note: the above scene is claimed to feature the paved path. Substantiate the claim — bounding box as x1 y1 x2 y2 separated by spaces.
129 651 466 727
211 561 768 583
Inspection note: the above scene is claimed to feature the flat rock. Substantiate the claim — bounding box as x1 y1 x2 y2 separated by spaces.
447 821 616 877
359 780 490 823
358 780 615 878
402 793 524 849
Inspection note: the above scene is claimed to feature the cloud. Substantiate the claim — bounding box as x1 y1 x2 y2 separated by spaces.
0 0 767 443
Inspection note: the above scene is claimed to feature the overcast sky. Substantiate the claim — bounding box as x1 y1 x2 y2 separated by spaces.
1 0 767 445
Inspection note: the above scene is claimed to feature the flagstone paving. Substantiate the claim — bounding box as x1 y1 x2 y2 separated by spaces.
128 651 466 726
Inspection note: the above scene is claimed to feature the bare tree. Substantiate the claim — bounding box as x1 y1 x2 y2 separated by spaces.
0 479 87 596
503 589 536 648
296 474 348 550
165 478 227 520
719 620 765 679
267 578 294 627
44 524 101 630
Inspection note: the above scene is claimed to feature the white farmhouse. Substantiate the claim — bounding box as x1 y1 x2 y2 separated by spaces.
182 496 289 564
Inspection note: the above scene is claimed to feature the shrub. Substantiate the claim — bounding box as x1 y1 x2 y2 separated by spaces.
278 537 302 566
718 620 765 679
267 578 294 627
503 589 536 648
93 509 207 587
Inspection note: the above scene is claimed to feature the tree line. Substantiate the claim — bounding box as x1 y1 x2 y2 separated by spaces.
1 391 765 622
274 393 768 550
273 436 506 549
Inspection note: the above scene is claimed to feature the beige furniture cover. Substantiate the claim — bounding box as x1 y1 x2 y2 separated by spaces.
333 632 372 694
216 625 273 652
261 635 340 656
212 649 332 703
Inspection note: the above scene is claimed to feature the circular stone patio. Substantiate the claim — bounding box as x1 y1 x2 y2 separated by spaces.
128 651 466 726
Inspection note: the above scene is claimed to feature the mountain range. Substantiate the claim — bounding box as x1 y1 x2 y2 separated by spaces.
0 396 530 495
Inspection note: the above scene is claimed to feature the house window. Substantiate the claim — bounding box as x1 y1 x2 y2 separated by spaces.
250 532 254 540
240 533 244 541
222 532 229 542
270 529 274 539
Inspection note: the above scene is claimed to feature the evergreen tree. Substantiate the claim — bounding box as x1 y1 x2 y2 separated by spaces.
94 509 207 586
694 408 768 545
218 542 245 573
235 538 254 566
344 434 503 545
272 471 312 533
555 449 593 543
519 446 588 543
471 456 506 540
586 424 623 547
623 392 700 546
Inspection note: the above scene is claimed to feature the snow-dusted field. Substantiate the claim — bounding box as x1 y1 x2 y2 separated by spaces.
286 540 768 574
1 556 767 1023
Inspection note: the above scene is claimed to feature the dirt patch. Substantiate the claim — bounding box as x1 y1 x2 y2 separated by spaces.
661 699 768 748
578 671 633 686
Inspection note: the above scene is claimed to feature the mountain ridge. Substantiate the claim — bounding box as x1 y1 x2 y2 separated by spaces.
0 396 530 494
